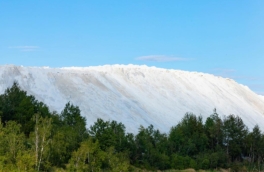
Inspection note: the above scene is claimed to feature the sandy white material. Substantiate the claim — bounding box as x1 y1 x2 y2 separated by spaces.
0 64 264 133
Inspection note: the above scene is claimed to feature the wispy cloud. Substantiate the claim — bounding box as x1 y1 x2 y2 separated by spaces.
211 68 264 96
233 76 264 81
212 68 264 81
211 68 236 79
257 92 264 96
136 55 190 62
211 68 264 95
247 84 264 96
213 68 236 73
213 68 236 75
248 84 264 90
9 46 39 52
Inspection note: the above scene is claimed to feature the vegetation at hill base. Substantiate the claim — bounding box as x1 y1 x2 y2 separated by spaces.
0 82 264 172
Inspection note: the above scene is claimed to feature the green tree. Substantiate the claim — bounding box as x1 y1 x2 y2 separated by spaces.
89 118 126 152
205 109 224 150
31 114 52 171
133 125 170 170
49 102 88 168
2 121 25 164
170 154 192 170
245 125 263 169
223 114 248 162
61 102 87 143
67 138 105 172
0 82 51 135
169 113 208 157
16 150 35 172
104 147 129 172
0 120 34 171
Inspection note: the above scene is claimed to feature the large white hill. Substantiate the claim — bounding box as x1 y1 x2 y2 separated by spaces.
0 64 264 133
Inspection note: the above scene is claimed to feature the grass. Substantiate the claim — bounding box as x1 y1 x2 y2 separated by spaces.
163 169 220 172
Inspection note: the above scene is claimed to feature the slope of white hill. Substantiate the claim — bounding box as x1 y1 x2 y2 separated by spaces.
0 64 264 133
260 95 264 101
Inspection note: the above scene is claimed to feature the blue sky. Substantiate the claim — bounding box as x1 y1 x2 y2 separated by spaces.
0 1 263 95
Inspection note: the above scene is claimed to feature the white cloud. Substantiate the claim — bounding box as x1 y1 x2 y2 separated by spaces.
136 55 190 62
213 68 236 73
212 68 236 78
9 46 39 52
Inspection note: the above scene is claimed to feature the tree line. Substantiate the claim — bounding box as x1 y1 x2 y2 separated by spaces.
0 82 264 171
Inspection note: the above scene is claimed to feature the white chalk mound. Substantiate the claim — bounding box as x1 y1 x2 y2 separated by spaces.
0 64 264 133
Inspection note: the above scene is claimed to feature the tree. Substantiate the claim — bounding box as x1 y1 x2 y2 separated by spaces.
0 82 51 136
15 150 35 172
67 138 105 172
169 113 208 157
204 109 223 151
49 102 88 168
31 114 52 171
0 120 34 171
1 121 25 164
68 138 130 172
245 125 263 169
133 125 170 170
134 125 155 168
89 118 126 152
104 147 129 172
61 102 87 143
223 114 248 162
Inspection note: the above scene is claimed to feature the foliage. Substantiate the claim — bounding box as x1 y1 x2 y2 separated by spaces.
67 139 129 171
31 114 52 171
49 102 88 168
0 82 50 135
169 113 208 157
